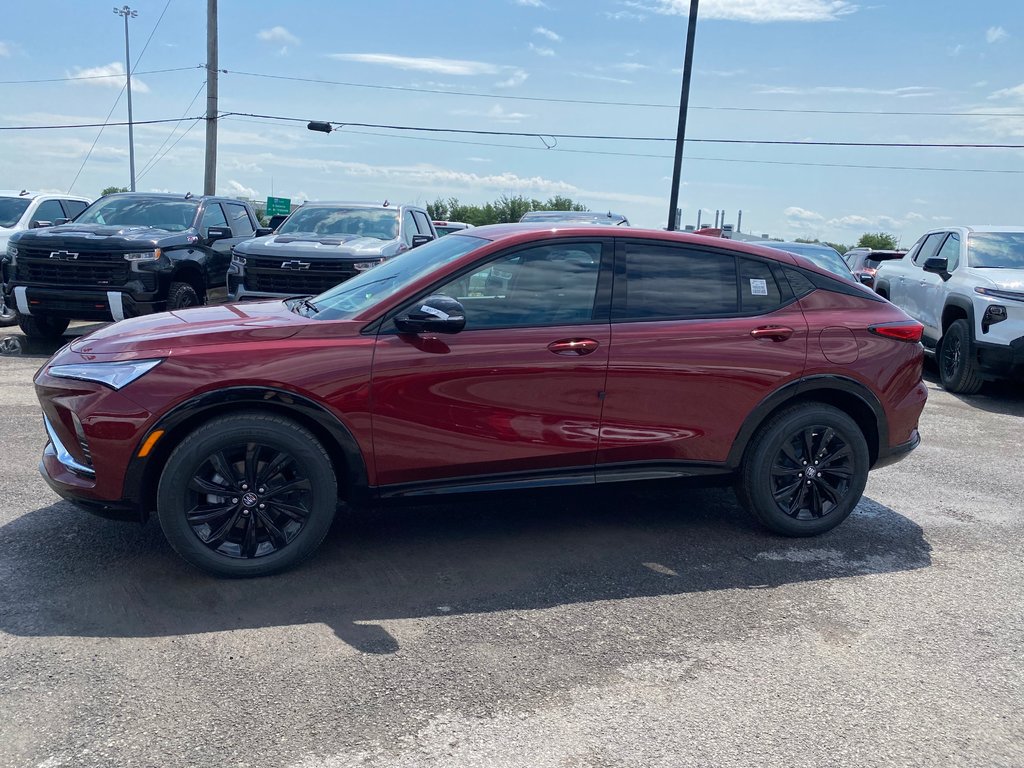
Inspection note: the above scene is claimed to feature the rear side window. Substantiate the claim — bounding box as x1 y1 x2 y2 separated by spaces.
223 202 254 237
739 258 783 313
616 243 737 319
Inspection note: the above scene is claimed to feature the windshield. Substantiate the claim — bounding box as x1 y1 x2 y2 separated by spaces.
75 196 199 231
309 234 488 320
278 206 400 240
520 211 626 226
969 232 1024 269
0 198 32 229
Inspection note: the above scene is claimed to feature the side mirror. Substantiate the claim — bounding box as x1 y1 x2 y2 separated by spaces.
923 257 948 275
29 220 53 229
207 225 232 243
411 234 433 248
254 227 273 237
394 295 466 335
858 273 873 285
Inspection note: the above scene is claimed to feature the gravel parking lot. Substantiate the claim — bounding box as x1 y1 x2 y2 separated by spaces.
1 333 1022 768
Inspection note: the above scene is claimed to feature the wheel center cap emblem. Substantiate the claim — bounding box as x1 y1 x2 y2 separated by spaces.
241 492 259 507
804 466 817 479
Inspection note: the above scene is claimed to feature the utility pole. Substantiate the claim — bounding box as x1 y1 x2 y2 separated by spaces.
666 0 700 231
114 5 138 192
203 0 218 195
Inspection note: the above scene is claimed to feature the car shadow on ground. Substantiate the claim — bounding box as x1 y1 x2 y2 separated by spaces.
0 322 108 359
0 482 931 654
922 358 1024 416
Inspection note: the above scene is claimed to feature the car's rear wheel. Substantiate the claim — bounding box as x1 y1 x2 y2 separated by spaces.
736 404 869 537
157 413 337 577
939 319 984 395
167 281 202 311
17 314 70 339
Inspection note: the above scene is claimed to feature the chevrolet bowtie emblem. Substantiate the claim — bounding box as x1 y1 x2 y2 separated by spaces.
280 260 311 270
49 250 80 260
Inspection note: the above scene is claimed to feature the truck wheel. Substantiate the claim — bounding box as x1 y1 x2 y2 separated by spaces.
939 319 984 395
0 297 17 327
17 314 70 339
167 281 202 310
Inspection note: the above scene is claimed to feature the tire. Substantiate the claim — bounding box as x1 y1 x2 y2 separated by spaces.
17 314 70 339
0 297 16 327
736 403 869 537
156 412 338 577
938 319 984 395
167 281 202 311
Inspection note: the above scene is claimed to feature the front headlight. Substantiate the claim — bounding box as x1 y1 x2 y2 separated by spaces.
976 286 1024 303
353 259 385 272
123 249 161 262
231 253 247 267
48 359 163 390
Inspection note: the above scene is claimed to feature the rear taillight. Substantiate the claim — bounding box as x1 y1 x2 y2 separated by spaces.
869 322 924 343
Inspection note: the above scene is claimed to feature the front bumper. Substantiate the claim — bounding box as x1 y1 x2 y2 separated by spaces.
7 284 162 321
975 335 1024 380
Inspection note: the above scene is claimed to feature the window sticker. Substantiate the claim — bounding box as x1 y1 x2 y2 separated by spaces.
749 278 769 296
419 304 450 320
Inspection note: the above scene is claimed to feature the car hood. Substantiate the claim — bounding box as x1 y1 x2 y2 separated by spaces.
69 300 302 356
12 223 192 249
973 268 1024 291
235 232 402 258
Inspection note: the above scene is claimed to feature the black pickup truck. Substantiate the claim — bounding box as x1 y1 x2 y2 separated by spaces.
1 192 267 339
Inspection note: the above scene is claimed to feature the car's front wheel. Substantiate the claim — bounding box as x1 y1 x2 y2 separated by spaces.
736 403 869 537
157 412 338 577
167 281 202 311
939 319 984 395
0 296 17 327
17 314 70 339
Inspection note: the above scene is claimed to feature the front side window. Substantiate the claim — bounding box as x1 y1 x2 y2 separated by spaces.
76 196 200 232
412 210 433 235
277 206 399 240
402 210 418 246
968 232 1024 269
616 243 737 320
223 202 254 237
201 203 229 231
430 242 603 329
34 200 66 224
912 233 946 266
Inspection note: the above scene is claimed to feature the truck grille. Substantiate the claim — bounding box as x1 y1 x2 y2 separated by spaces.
245 255 358 295
17 247 130 287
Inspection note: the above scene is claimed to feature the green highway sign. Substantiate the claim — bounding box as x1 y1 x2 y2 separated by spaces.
266 196 291 216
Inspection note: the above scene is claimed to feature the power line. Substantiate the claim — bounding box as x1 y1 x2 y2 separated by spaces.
137 118 202 182
221 116 1024 175
1 117 205 131
219 68 1024 118
129 0 173 73
218 111 1024 149
137 79 207 179
0 65 201 85
67 83 129 194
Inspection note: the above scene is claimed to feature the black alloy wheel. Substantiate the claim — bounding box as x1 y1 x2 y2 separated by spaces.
157 413 337 577
167 281 202 311
737 403 869 537
938 319 984 394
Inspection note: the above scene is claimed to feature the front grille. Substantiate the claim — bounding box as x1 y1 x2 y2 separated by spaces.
245 255 358 295
17 247 130 287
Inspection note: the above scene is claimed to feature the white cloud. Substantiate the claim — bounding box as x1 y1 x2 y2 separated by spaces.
948 44 963 57
699 68 746 77
257 26 300 45
495 69 529 88
223 179 259 199
636 0 858 23
986 26 1008 43
67 62 150 93
989 83 1024 100
757 84 938 98
604 10 646 20
612 62 650 72
529 43 556 57
451 104 533 123
533 26 562 41
573 72 633 85
784 206 825 225
329 53 502 77
515 0 548 6
0 41 11 58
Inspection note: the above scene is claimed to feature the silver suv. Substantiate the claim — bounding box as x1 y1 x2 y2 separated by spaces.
228 201 437 301
873 226 1024 393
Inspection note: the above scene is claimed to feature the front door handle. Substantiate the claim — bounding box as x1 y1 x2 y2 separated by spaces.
750 325 794 342
548 338 600 356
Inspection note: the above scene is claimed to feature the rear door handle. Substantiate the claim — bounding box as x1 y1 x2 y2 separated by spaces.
750 326 794 342
548 338 600 356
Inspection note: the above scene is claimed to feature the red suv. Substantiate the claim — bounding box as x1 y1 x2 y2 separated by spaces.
34 226 927 576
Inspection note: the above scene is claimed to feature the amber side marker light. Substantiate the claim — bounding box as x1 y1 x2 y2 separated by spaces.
137 430 165 457
868 322 924 343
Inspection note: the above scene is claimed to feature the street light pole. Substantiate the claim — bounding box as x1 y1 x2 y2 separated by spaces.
114 5 138 192
666 0 700 231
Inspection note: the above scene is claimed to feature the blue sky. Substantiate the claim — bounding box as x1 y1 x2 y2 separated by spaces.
1 0 1021 245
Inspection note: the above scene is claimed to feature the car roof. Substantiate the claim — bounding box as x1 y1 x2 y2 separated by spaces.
0 190 91 201
959 225 1024 233
297 201 414 210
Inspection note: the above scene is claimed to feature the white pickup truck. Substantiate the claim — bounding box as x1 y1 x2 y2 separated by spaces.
873 225 1024 393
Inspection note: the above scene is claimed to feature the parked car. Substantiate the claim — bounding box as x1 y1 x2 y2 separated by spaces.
228 202 436 302
520 210 631 226
34 225 926 576
842 247 907 288
873 226 1024 393
763 242 856 283
433 220 474 236
2 193 267 339
0 190 92 326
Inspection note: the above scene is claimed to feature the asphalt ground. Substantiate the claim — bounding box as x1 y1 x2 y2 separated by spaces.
1 326 1022 768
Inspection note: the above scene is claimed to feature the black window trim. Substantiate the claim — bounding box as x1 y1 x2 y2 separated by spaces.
371 237 615 335
223 200 256 238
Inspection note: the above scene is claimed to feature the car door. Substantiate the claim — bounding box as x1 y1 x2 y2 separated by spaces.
369 239 612 489
198 202 234 300
596 240 809 469
918 232 961 337
412 209 436 240
901 232 946 326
